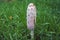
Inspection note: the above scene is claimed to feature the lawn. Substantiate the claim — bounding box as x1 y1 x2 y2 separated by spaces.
0 0 60 40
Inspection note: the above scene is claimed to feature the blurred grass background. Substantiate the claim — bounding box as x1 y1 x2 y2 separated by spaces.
0 0 60 40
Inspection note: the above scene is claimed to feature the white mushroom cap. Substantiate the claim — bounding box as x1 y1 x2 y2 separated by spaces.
28 3 34 7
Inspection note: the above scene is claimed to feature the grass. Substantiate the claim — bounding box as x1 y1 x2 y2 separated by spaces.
0 0 60 40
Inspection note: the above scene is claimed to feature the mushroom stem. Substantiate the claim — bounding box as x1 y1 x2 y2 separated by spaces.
30 30 34 40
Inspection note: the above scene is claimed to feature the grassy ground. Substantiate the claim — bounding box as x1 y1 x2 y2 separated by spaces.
0 0 60 40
